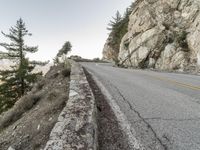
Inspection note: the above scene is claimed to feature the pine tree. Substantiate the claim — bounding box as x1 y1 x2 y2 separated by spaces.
106 5 134 63
0 18 46 111
56 41 72 66
57 41 72 57
107 11 122 31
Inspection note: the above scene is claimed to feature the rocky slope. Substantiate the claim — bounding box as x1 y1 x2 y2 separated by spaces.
103 0 200 71
0 64 70 150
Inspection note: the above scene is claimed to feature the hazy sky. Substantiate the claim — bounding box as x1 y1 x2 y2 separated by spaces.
0 0 132 61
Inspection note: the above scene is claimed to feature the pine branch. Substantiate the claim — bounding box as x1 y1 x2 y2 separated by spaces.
30 60 49 66
1 31 20 44
0 41 20 54
0 69 17 75
0 51 8 59
8 51 19 56
24 46 38 53
0 52 19 59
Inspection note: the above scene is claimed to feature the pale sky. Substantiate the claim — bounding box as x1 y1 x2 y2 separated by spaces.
0 0 132 61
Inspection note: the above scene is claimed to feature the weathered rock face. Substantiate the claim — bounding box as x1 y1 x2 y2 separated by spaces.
106 0 200 71
102 35 118 62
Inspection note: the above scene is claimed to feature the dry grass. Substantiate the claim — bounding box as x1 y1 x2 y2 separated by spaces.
0 91 45 129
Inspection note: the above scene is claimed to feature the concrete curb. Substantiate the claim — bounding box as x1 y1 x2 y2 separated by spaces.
44 61 97 150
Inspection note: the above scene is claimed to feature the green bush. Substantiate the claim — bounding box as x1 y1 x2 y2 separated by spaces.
0 91 44 129
106 3 134 61
62 60 71 77
176 31 188 48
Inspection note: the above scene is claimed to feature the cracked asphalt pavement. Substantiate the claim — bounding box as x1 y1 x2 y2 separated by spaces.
81 62 200 150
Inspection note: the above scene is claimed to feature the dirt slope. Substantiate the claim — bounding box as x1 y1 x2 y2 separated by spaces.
0 64 70 150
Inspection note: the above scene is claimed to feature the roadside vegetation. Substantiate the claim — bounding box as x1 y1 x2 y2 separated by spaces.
0 63 70 150
53 41 72 76
106 3 134 64
0 23 72 148
0 18 48 114
54 41 72 65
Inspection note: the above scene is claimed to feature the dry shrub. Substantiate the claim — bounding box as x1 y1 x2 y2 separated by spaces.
46 90 60 101
62 60 71 77
0 91 45 129
35 80 45 90
62 68 71 77
42 93 68 115
31 79 46 94
45 66 60 79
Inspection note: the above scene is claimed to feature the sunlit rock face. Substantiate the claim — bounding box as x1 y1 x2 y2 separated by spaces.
116 0 200 71
102 35 119 62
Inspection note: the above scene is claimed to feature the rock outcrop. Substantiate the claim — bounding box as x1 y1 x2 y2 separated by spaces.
103 0 200 71
102 35 119 62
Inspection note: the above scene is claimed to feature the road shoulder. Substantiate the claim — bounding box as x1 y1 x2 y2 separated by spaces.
84 68 143 150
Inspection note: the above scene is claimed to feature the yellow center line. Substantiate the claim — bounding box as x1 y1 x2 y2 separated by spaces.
148 74 200 91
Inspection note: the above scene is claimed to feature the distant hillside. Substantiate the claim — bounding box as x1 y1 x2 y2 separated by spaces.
0 60 11 70
0 60 52 75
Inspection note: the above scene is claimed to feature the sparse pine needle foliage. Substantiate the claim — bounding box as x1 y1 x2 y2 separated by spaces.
107 3 135 63
0 18 47 113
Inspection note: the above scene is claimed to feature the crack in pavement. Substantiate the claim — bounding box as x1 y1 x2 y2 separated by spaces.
132 117 200 125
143 117 200 122
109 82 169 150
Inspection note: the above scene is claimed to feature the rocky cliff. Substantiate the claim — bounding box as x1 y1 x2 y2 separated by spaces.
103 0 200 71
102 34 118 62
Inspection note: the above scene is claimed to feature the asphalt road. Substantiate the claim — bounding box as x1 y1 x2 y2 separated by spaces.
81 62 200 150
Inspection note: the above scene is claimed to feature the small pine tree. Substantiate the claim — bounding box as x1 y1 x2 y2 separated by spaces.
107 11 122 31
56 41 72 66
106 5 134 62
57 41 72 57
0 18 46 111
